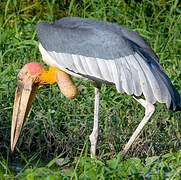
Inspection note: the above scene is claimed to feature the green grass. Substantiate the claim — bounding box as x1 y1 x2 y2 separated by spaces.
0 0 181 178
1 149 181 179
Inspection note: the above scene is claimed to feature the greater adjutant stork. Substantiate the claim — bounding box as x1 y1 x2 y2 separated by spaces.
11 17 181 156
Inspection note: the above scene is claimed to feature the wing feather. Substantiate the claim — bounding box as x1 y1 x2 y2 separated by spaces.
103 60 114 83
149 65 171 107
120 57 134 95
39 43 175 108
96 58 112 81
125 55 142 96
79 56 92 75
107 60 122 92
71 54 86 74
134 53 169 103
109 59 123 93
126 54 155 103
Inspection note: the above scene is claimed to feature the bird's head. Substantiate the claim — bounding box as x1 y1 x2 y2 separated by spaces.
11 62 78 152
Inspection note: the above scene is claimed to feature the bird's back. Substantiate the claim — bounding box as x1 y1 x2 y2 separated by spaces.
36 17 181 112
36 17 158 61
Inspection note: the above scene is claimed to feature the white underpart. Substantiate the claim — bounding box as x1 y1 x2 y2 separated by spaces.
39 43 171 107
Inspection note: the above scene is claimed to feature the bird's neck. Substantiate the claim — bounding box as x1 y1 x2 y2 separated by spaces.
38 66 78 99
39 66 57 85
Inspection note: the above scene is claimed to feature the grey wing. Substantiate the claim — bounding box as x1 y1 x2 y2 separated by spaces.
37 17 180 111
55 17 159 62
120 26 159 62
36 17 135 60
39 43 172 110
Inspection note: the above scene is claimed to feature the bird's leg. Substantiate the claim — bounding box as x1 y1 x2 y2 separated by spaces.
122 97 155 156
89 84 101 158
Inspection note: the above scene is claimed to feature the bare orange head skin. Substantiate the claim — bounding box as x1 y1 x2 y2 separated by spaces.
11 62 78 151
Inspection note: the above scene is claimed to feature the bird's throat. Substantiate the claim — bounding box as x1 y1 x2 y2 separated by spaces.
39 66 78 99
39 66 57 85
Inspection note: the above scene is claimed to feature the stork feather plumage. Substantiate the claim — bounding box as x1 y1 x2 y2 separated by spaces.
11 17 181 156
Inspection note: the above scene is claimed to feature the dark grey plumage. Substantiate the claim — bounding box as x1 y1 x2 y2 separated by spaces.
36 17 158 60
36 17 181 112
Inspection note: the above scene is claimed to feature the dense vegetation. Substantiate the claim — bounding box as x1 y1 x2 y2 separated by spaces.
0 0 181 179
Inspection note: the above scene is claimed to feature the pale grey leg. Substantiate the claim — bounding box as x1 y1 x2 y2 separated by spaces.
89 86 101 157
122 97 155 156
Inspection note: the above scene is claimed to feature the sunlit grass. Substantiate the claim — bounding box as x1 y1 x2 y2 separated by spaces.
0 0 181 178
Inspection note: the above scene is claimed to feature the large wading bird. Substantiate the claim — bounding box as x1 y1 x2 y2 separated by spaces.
11 17 181 156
